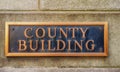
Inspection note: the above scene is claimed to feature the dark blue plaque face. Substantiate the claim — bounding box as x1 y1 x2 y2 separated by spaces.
5 22 108 56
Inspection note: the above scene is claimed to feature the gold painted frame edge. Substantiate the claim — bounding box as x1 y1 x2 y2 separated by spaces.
5 22 108 57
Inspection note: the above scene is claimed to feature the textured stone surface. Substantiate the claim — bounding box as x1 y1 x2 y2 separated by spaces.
0 14 120 67
0 68 120 72
0 0 38 10
40 0 120 10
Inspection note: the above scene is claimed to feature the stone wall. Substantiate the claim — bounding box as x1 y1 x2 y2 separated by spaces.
0 0 120 72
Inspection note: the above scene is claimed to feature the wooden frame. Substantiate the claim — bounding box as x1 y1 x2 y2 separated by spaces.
5 22 108 57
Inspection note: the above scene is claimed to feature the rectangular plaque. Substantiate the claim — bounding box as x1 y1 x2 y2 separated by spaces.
5 22 108 56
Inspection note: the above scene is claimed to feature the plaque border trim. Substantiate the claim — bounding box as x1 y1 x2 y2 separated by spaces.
5 22 108 57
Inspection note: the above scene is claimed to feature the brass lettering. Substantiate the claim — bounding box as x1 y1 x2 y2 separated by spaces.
74 40 83 51
67 40 71 52
48 27 56 38
59 28 68 38
69 28 78 38
48 40 55 51
86 40 95 51
79 28 88 38
18 40 27 51
36 28 45 38
24 28 33 38
57 40 66 51
41 40 45 51
29 40 38 51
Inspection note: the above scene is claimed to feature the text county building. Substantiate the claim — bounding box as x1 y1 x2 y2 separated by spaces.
0 0 120 72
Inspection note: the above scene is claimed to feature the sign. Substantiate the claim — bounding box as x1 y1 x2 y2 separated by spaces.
5 22 108 56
